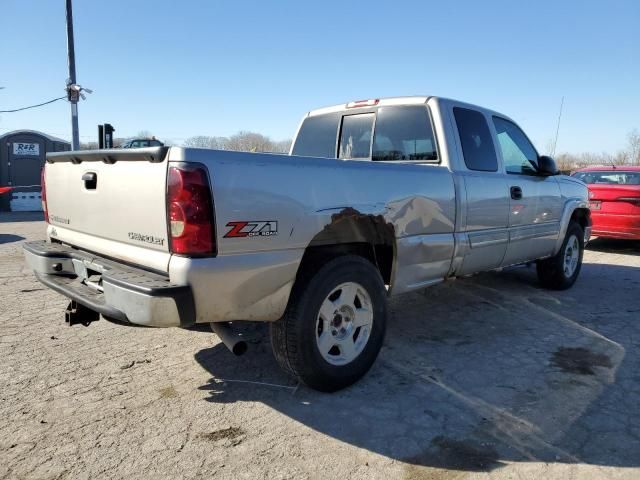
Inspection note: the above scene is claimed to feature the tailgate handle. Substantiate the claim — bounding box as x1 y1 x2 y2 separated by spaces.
82 172 97 190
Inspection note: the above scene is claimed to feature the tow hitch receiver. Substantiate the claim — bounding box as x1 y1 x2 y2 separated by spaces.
65 301 100 327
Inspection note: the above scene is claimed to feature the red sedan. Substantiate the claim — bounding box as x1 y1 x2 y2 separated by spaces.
572 166 640 239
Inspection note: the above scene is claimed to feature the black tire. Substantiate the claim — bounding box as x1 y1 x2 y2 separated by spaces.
270 255 387 392
537 221 584 290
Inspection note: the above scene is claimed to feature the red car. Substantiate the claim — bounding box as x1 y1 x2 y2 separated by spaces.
572 166 640 239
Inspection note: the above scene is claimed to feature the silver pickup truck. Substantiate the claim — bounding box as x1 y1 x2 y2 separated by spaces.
24 96 591 391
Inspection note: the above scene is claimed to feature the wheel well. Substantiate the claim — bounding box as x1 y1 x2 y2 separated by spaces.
297 209 395 285
571 208 591 231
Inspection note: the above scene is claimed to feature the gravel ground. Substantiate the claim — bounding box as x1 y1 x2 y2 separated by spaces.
1 212 639 480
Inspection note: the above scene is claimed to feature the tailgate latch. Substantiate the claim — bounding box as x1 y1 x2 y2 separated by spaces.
82 172 97 190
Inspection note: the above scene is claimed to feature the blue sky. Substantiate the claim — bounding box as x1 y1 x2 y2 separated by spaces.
1 0 638 154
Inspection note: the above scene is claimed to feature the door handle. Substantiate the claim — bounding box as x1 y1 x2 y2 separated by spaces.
510 186 522 200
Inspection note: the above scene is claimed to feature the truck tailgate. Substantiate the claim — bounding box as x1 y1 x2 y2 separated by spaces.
44 147 171 272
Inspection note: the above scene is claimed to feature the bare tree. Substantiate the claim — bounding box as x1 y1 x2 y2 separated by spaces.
271 139 292 153
80 137 127 150
79 141 99 150
183 136 227 150
554 153 578 172
612 150 630 165
136 130 153 139
627 128 640 165
225 131 273 152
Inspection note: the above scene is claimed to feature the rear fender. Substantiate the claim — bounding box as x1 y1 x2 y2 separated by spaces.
299 206 396 286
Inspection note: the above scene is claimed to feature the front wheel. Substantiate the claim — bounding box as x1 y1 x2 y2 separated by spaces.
537 221 584 290
270 255 387 392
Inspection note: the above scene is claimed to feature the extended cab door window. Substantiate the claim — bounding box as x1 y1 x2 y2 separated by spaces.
493 117 539 175
338 114 375 159
453 107 498 172
372 106 438 162
453 107 509 275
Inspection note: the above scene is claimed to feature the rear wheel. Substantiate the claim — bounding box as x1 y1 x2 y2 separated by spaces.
270 255 387 392
537 221 584 290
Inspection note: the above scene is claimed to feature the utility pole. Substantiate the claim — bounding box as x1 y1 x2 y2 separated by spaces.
65 0 80 150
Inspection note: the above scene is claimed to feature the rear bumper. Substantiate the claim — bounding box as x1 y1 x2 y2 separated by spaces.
23 241 194 327
590 212 640 240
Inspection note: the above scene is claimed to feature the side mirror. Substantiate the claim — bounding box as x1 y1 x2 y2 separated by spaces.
536 155 558 176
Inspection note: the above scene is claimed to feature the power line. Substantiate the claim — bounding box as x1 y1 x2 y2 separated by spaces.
0 96 67 113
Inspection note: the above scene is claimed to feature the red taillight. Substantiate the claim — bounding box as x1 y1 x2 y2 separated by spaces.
41 167 49 223
167 164 215 255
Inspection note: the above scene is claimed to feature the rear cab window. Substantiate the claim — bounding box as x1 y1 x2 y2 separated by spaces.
339 114 375 159
453 107 498 172
291 113 340 158
292 104 439 163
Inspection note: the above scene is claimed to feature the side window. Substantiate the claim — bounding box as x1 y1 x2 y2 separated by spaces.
291 113 341 158
372 106 438 162
338 113 374 159
130 140 142 148
493 117 539 175
453 107 498 172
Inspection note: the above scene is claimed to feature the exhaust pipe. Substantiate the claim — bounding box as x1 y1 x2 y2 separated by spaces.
210 322 248 356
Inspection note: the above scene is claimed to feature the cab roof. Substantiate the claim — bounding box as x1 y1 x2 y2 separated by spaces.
306 95 509 121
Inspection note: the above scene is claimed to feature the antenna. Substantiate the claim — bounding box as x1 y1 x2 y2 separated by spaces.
552 96 564 157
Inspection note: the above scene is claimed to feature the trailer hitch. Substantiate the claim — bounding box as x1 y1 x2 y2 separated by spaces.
65 301 99 327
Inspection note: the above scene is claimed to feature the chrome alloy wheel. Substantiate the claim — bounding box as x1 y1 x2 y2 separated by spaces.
563 234 580 278
315 282 373 366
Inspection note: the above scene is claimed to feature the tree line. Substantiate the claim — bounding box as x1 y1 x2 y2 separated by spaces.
553 128 640 172
182 132 291 153
81 130 291 153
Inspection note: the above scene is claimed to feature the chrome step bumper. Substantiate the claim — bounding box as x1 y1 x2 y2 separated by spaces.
23 240 194 327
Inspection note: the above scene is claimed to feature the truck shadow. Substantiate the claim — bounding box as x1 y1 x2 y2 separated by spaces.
0 234 25 244
0 211 44 223
587 237 640 256
194 262 640 473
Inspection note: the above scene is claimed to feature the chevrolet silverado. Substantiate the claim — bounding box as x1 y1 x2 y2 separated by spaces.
24 96 591 391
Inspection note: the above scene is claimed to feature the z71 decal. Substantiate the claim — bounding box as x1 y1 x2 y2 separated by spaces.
224 221 278 238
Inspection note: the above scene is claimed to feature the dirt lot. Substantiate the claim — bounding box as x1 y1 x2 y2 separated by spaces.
1 212 639 480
